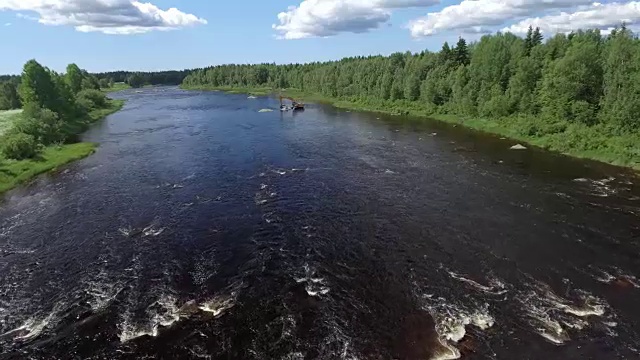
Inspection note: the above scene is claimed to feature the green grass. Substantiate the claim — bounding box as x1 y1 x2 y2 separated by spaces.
102 82 131 92
185 85 640 171
0 143 97 194
0 109 22 136
0 99 125 195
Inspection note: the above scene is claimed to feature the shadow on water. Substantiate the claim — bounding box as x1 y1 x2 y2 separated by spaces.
0 87 638 359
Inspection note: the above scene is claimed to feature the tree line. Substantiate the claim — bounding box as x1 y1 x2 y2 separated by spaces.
0 60 116 160
94 70 193 88
183 26 640 137
1 69 193 106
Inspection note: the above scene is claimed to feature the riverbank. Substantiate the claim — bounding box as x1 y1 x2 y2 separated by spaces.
0 99 125 195
183 85 640 171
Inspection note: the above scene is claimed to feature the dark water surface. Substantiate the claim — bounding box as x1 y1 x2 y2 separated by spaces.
1 87 639 359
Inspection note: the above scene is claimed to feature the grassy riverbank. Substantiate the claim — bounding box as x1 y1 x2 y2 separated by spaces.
187 85 640 171
0 99 124 195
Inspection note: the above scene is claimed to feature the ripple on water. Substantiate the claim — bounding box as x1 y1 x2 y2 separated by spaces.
85 274 125 311
1 298 73 345
295 264 330 297
117 220 166 238
420 295 495 360
572 177 621 197
586 265 640 288
447 270 508 296
1 312 56 342
198 295 236 317
142 225 165 237
516 279 609 345
118 293 182 343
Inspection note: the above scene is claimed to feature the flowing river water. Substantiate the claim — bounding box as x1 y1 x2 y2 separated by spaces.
0 87 639 359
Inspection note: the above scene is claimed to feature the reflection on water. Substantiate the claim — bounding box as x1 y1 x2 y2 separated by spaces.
0 87 638 359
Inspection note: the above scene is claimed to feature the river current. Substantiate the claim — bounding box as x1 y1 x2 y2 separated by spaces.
0 87 638 359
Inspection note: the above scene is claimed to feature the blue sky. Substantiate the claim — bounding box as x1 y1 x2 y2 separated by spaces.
0 0 633 74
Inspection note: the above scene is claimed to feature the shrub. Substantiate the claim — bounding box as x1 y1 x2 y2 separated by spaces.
75 97 94 115
0 132 40 160
571 101 596 125
76 89 107 109
14 105 66 145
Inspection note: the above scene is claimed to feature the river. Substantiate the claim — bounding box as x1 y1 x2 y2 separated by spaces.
0 87 638 359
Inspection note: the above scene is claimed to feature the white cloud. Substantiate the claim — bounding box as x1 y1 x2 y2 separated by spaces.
503 2 640 35
0 0 207 35
409 0 592 37
3 22 10 26
273 0 440 39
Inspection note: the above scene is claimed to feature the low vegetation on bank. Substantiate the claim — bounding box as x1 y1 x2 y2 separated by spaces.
182 26 640 170
0 60 124 194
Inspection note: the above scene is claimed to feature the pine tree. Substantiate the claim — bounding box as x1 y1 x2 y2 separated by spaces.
454 37 470 66
440 42 453 64
532 27 543 46
524 26 534 56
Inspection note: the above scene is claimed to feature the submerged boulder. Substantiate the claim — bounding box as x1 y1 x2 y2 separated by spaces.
510 144 527 150
258 109 273 113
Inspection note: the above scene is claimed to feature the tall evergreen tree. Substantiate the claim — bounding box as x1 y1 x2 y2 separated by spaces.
532 27 543 46
454 37 470 66
440 42 453 64
524 26 534 56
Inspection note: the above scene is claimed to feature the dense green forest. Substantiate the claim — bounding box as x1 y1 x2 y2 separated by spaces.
183 26 640 168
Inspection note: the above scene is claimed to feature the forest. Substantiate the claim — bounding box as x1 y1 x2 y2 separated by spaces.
183 26 640 168
94 70 193 88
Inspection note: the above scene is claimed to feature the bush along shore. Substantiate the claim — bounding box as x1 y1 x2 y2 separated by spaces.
182 26 640 171
0 60 125 195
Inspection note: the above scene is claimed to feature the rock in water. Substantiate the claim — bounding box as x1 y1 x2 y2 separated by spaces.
510 144 527 150
258 109 273 113
248 96 257 99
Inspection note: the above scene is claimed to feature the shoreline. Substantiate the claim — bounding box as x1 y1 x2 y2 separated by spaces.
0 99 125 195
182 85 640 172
